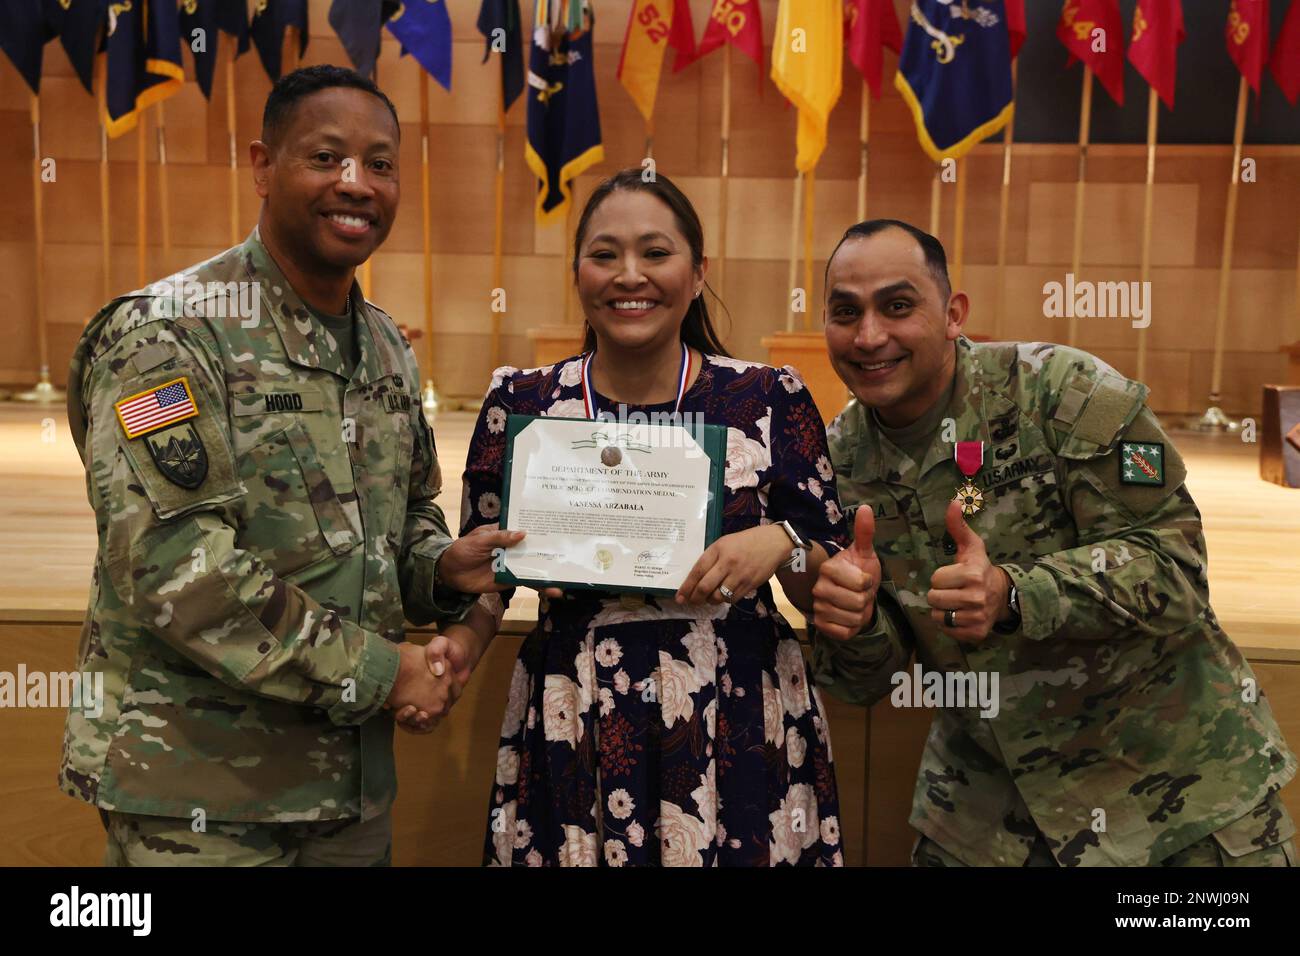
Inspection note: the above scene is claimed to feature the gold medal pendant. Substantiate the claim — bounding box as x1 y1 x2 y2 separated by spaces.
954 480 984 515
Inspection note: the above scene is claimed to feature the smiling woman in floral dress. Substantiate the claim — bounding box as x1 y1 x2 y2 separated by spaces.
442 169 849 866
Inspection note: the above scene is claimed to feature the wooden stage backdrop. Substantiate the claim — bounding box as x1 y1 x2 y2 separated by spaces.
1 1 1299 415
0 404 1296 867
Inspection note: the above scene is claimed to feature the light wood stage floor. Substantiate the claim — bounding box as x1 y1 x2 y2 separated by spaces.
0 403 1297 867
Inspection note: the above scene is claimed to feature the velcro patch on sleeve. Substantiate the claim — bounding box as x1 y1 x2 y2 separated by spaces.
1119 442 1165 486
114 376 199 439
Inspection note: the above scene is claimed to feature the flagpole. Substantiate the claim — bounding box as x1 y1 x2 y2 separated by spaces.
1067 65 1094 348
717 42 732 301
15 91 62 403
492 103 507 373
226 49 240 245
98 58 112 303
952 157 967 292
418 69 443 420
857 85 869 220
136 113 148 289
1135 86 1159 384
786 171 804 333
993 61 1016 341
929 163 941 237
157 102 172 269
1193 75 1249 431
803 168 815 331
361 61 377 300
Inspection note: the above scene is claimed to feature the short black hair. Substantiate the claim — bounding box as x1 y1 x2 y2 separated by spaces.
824 219 952 302
261 64 400 147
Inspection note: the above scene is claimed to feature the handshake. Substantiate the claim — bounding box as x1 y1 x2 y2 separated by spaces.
383 630 476 734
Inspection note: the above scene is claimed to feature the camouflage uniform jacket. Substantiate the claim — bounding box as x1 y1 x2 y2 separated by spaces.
813 337 1296 865
59 231 472 823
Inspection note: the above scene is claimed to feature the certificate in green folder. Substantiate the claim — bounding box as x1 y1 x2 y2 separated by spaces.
495 415 727 596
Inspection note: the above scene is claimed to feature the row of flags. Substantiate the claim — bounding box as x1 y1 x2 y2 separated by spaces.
1 2 1298 220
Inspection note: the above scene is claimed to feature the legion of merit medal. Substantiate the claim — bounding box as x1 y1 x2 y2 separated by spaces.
954 440 985 515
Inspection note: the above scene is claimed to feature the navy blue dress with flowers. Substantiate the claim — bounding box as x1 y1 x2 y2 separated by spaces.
462 353 849 866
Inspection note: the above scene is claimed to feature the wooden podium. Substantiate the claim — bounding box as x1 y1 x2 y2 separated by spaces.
761 330 849 425
1283 341 1300 386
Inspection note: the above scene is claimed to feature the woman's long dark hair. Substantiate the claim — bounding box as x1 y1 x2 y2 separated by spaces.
572 168 732 357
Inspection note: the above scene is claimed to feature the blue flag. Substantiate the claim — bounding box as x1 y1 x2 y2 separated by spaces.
477 0 524 112
251 0 308 82
0 0 52 94
180 0 251 100
893 0 1014 162
104 0 184 137
386 0 452 91
526 1 603 223
44 0 104 96
330 0 400 81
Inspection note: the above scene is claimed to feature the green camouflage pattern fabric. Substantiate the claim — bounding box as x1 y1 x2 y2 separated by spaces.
812 337 1297 866
100 808 393 866
60 230 471 824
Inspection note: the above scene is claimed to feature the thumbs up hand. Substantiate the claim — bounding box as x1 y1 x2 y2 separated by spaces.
812 505 883 641
927 499 1013 643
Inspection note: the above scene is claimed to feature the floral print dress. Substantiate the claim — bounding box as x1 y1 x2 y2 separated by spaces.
462 353 849 866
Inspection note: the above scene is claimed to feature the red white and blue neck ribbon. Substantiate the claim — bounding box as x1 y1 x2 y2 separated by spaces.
581 342 692 419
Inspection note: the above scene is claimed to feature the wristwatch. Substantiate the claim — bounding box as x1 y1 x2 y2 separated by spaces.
777 520 809 569
994 580 1022 634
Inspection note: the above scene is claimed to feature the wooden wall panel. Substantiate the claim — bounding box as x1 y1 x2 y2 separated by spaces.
1 0 1297 416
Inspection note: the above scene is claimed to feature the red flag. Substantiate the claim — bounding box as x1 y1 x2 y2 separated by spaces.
844 0 902 99
1057 0 1126 106
1007 0 1027 61
1225 0 1270 93
667 0 698 73
680 0 764 75
1268 0 1300 104
1127 0 1184 109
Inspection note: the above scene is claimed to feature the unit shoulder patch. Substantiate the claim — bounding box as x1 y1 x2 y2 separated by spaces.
1119 441 1165 486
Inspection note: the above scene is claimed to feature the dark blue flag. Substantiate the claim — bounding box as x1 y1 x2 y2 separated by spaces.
477 0 523 112
387 0 452 91
43 0 104 96
329 0 400 80
180 0 251 100
104 0 184 137
893 0 1014 162
251 0 308 82
0 0 51 94
526 3 603 222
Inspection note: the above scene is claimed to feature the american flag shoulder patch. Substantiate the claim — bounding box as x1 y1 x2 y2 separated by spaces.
114 376 200 440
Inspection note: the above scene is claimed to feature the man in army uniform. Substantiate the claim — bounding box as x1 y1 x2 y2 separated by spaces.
810 219 1296 866
60 66 515 866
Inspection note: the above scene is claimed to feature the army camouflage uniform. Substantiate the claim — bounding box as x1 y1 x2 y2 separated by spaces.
60 231 473 860
813 337 1296 866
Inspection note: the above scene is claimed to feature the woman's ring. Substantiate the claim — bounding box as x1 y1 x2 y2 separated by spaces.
719 585 735 602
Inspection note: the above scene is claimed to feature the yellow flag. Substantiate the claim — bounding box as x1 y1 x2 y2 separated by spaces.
618 0 688 123
770 0 843 172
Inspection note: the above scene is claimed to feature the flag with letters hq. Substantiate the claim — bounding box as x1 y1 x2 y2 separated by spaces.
686 0 763 79
478 0 525 112
251 0 308 82
180 0 251 100
526 1 604 223
771 0 842 173
844 0 901 100
1226 0 1270 94
617 0 694 123
387 0 454 91
43 0 105 96
0 0 53 94
1270 0 1300 105
1057 0 1126 105
894 0 1015 163
1127 0 1183 110
104 0 184 138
